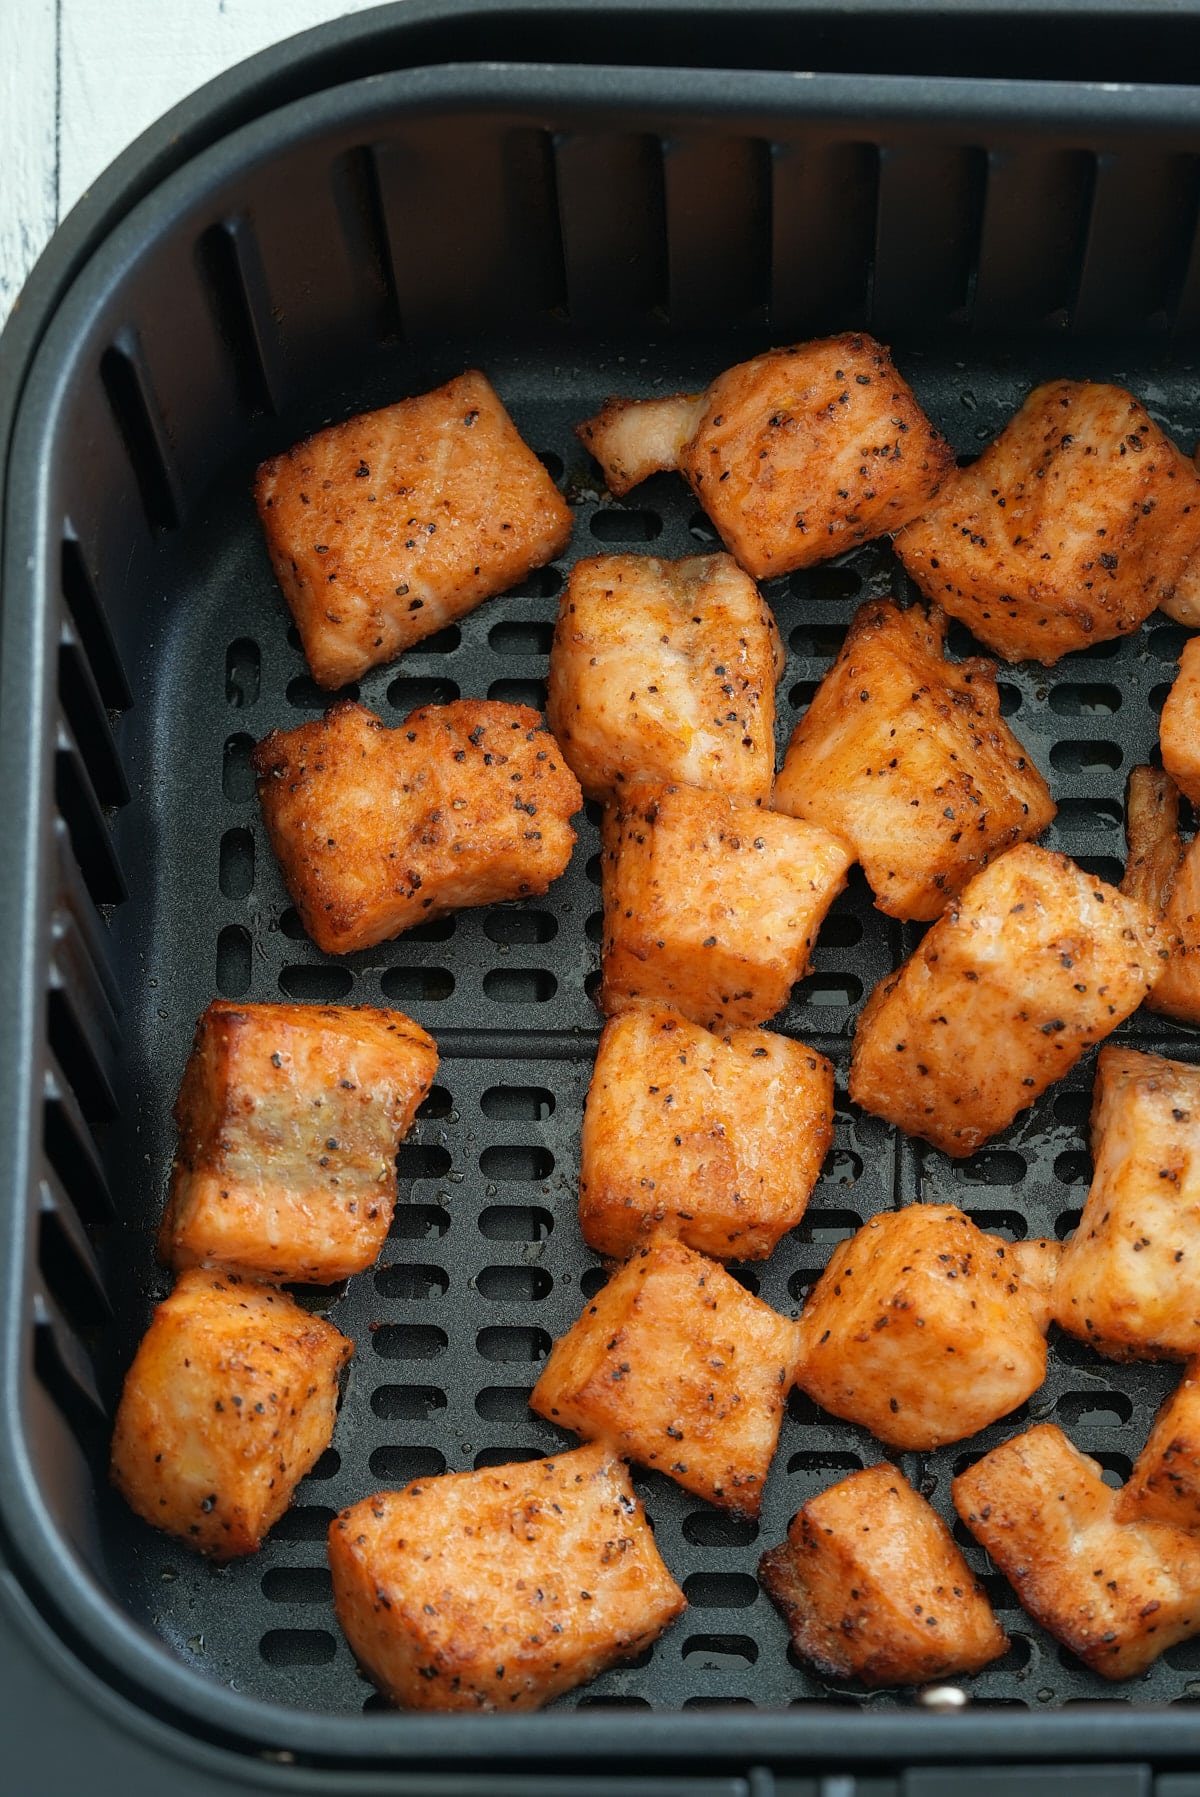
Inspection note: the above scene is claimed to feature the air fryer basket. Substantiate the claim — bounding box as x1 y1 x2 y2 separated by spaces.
12 8 1200 1781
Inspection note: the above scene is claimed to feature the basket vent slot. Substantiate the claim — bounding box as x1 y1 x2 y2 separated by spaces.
60 532 132 710
38 1173 111 1330
195 218 278 416
58 617 128 808
771 141 878 335
43 1053 114 1224
662 135 771 330
330 145 402 342
32 1292 107 1438
99 334 183 530
55 718 127 906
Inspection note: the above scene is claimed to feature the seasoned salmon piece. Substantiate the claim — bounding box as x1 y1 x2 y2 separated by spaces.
773 599 1055 920
1160 637 1200 805
953 1424 1200 1679
1159 444 1200 625
599 782 853 1031
849 844 1164 1157
1008 1238 1065 1335
896 381 1200 664
1122 766 1200 1025
1053 1046 1200 1361
545 553 784 805
579 1007 833 1262
577 335 952 580
759 1463 1007 1687
795 1206 1046 1450
110 1269 351 1560
1117 1369 1200 1529
159 1001 438 1283
254 699 581 955
328 1443 684 1711
530 1237 799 1515
255 371 572 689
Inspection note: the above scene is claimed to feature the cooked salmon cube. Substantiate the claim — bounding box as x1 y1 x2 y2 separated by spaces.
1116 1369 1200 1529
530 1237 799 1515
545 553 784 805
795 1205 1046 1450
1052 1046 1200 1360
577 335 952 580
897 381 1200 664
599 782 853 1031
110 1269 351 1559
579 1007 833 1262
1123 766 1200 1025
159 1000 438 1283
254 699 581 954
849 844 1164 1157
1160 637 1200 806
773 599 1055 920
1008 1238 1065 1335
759 1462 1007 1686
953 1423 1200 1678
328 1443 684 1711
255 371 572 689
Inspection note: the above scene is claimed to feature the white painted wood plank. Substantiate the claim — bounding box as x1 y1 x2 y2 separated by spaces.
0 1 58 323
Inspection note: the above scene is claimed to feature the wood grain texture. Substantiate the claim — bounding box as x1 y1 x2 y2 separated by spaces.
0 1 58 323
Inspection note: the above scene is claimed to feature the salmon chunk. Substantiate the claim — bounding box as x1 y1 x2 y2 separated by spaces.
328 1443 684 1711
795 1206 1047 1450
110 1269 351 1559
254 699 581 954
546 553 784 805
578 1007 833 1261
849 844 1163 1156
1117 1369 1200 1529
1160 637 1200 806
599 782 853 1031
1053 1046 1200 1361
577 334 952 579
255 371 572 688
159 1001 438 1283
759 1462 1007 1687
773 599 1054 920
1008 1238 1065 1335
896 381 1200 664
953 1424 1200 1678
530 1237 800 1515
1122 766 1200 1025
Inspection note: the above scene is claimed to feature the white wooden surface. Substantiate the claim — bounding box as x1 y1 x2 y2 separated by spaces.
0 0 391 329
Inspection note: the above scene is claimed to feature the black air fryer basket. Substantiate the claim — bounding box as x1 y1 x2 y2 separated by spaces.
13 3 1200 1789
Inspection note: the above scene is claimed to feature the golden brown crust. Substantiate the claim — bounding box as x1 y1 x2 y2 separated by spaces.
1161 637 1200 807
110 1269 351 1559
530 1236 800 1515
1117 1369 1200 1529
897 380 1200 664
253 699 581 954
328 1443 685 1710
760 1462 1007 1686
256 371 572 688
1007 1238 1064 1336
1123 766 1200 1024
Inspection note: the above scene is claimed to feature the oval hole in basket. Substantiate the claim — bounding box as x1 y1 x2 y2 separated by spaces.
681 1634 758 1668
1092 1452 1133 1489
483 908 557 946
536 449 564 480
1049 739 1123 775
259 1629 337 1667
1053 797 1122 832
1052 1090 1090 1127
682 1512 758 1548
416 1085 453 1120
585 852 602 886
480 1085 555 1121
1054 1151 1091 1187
475 1386 535 1424
1057 1390 1133 1427
1072 854 1124 885
725 1265 760 1296
380 966 455 1003
304 1449 340 1480
1054 1207 1083 1241
370 1324 448 1360
479 1145 554 1182
799 1208 861 1244
371 1384 447 1421
791 564 861 603
489 620 554 655
477 1265 552 1303
1049 683 1121 717
225 638 260 708
279 964 353 1001
819 1149 862 1187
580 1265 609 1299
787 1449 864 1479
396 1143 452 1180
952 1150 1026 1187
1150 623 1191 661
589 507 662 543
818 912 864 948
278 906 308 940
222 733 256 801
387 676 459 710
216 925 252 997
389 1204 450 1239
483 968 557 1005
578 1696 653 1710
476 1325 552 1363
789 621 848 659
404 624 461 653
682 1573 759 1609
996 682 1021 717
487 677 547 708
261 1566 332 1604
374 1263 449 1301
795 973 863 1008
400 915 456 944
789 678 820 713
478 1204 554 1242
288 675 358 709
585 909 604 944
474 1445 548 1468
506 565 564 600
270 1505 335 1543
219 828 255 899
964 1208 1027 1241
368 1445 447 1482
